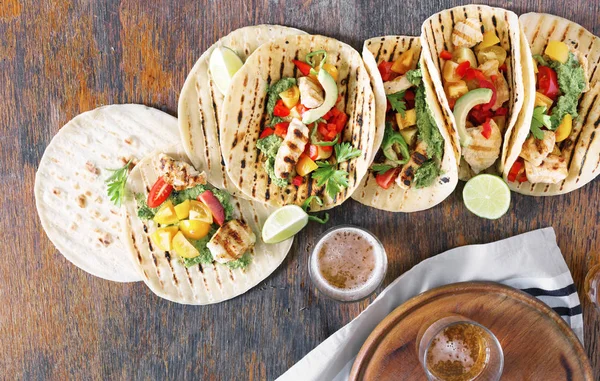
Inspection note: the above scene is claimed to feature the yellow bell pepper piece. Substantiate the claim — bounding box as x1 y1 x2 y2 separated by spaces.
150 226 179 251
320 63 339 81
174 199 190 220
179 220 211 240
153 200 179 225
534 92 554 109
545 40 569 64
555 114 572 142
391 49 415 75
477 31 500 50
296 154 319 177
396 109 417 130
279 85 300 109
171 231 201 258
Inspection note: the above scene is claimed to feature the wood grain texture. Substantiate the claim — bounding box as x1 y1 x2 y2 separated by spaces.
1 0 599 379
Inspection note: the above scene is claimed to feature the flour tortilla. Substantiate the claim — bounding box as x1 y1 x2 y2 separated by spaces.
504 13 600 196
220 34 376 210
351 36 458 212
420 5 524 176
35 105 181 282
121 146 293 305
178 25 306 197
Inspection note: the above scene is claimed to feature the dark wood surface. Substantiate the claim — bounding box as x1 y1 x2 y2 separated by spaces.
2 0 599 379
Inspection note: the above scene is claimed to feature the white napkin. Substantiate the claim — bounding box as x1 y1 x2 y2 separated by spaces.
278 227 583 381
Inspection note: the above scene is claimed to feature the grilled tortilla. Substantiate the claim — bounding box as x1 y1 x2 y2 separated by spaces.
504 13 600 195
219 34 376 210
121 145 293 305
351 36 459 212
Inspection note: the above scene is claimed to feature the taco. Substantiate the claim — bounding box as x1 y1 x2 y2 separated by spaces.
421 5 524 179
351 36 458 212
178 25 306 197
121 146 292 304
35 105 181 282
219 34 376 210
503 13 600 195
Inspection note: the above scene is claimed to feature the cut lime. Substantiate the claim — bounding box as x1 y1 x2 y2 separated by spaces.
209 46 244 95
262 205 308 244
463 174 511 219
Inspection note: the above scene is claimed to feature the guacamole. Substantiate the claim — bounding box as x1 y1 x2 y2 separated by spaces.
413 160 441 188
257 134 288 187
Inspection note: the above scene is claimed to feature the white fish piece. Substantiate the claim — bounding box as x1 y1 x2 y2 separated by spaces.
384 75 413 95
396 140 429 189
154 153 207 191
207 219 257 264
520 131 555 167
525 154 568 184
462 119 502 174
274 119 310 179
452 18 483 48
298 77 324 109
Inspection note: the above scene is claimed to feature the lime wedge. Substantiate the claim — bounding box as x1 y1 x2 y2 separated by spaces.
463 174 511 219
262 205 308 244
209 46 244 95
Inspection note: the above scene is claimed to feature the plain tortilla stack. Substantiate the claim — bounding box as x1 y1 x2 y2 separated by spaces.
35 105 181 282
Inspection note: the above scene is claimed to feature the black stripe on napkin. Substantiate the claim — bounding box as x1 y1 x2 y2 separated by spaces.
521 283 577 297
552 305 583 317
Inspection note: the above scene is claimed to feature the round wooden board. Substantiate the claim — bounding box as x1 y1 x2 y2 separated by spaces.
349 282 593 381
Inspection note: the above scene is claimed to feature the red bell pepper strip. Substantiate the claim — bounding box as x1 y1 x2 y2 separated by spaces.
376 168 400 189
292 176 303 186
494 107 508 116
273 99 290 117
464 68 486 81
274 122 289 138
259 128 274 139
321 145 333 153
333 112 348 133
507 158 524 183
198 190 225 226
293 59 312 76
537 66 560 100
377 61 397 81
440 50 453 60
469 108 493 125
481 118 492 139
456 61 471 77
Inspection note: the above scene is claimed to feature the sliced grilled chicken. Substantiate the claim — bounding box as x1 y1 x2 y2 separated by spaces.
462 119 502 174
520 131 555 167
154 153 207 191
207 219 256 264
384 75 413 95
525 154 568 184
491 74 509 111
396 140 429 190
452 18 483 48
274 119 310 179
298 77 324 109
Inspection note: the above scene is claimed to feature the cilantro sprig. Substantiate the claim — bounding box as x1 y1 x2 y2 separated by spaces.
105 160 132 206
301 196 329 224
312 142 362 199
531 106 552 140
371 163 394 175
386 90 407 117
335 142 362 162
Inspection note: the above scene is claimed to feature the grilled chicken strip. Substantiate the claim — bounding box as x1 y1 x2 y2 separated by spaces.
520 131 555 167
452 18 483 48
396 140 429 190
298 77 324 109
154 154 207 191
384 75 413 95
491 74 509 111
274 119 310 180
207 219 256 264
525 154 568 184
462 119 502 174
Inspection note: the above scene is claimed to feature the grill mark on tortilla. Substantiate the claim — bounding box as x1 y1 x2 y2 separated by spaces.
560 23 571 43
212 263 222 289
576 130 596 180
131 231 143 263
566 93 598 170
374 43 384 62
183 266 196 300
165 254 179 286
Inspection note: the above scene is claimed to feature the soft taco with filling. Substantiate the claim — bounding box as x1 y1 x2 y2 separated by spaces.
503 13 600 195
421 5 524 180
352 36 458 212
121 146 292 305
219 34 376 210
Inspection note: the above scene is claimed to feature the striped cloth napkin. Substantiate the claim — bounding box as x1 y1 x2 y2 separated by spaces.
278 227 583 381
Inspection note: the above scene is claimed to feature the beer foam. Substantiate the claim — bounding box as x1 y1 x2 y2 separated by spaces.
429 334 475 371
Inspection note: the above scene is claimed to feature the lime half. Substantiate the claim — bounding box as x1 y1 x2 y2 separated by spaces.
262 205 308 244
209 46 244 95
463 174 511 219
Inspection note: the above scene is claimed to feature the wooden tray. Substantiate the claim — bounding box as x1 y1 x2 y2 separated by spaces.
349 282 592 380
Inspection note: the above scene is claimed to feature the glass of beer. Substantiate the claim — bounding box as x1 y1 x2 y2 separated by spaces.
584 263 600 311
417 315 503 381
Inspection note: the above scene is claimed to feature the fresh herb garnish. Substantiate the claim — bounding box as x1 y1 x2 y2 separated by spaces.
386 90 407 117
305 50 327 67
531 106 552 139
105 160 132 206
312 162 350 200
406 69 422 86
371 163 395 175
335 142 362 162
301 196 330 224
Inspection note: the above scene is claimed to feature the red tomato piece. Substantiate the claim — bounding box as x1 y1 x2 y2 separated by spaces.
273 99 290 117
464 68 486 81
507 158 524 182
469 108 493 125
322 110 333 121
499 63 507 72
296 103 309 116
478 79 497 111
292 176 303 186
375 168 400 189
318 123 330 140
404 89 415 109
456 61 471 77
537 66 560 100
333 112 348 133
494 107 508 116
274 122 289 138
259 128 274 139
448 98 457 110
440 50 453 60
292 59 312 76
198 190 225 226
321 145 333 152
481 118 492 139
147 177 173 208
377 61 398 81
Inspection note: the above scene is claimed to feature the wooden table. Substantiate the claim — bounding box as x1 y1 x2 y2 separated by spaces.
2 0 599 379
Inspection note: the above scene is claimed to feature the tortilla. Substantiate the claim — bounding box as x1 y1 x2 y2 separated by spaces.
504 13 600 196
420 5 524 176
178 25 306 197
351 36 459 212
219 34 376 210
121 146 293 305
35 105 181 282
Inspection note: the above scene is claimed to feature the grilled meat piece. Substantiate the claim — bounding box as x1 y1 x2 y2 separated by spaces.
396 140 429 190
274 119 310 180
154 154 207 191
298 77 324 109
452 18 483 48
520 131 555 167
207 219 256 264
462 119 502 174
384 75 413 95
525 154 568 184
